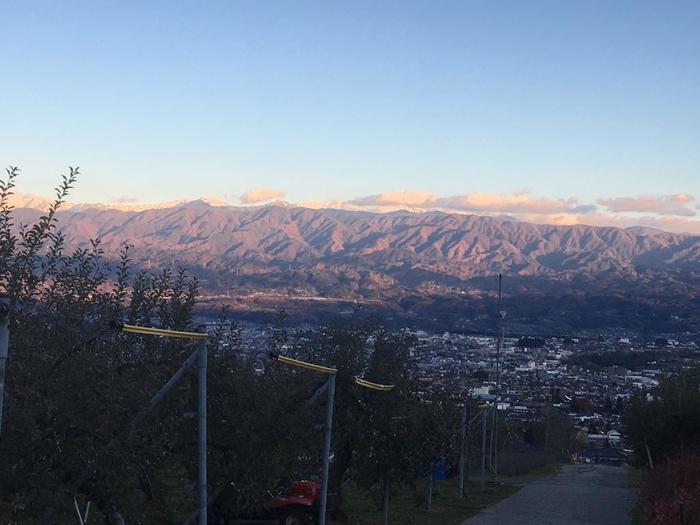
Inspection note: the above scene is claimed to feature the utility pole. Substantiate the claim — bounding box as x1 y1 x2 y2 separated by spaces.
458 402 468 498
490 274 504 479
197 332 208 525
319 373 336 525
493 320 505 479
0 295 9 434
480 407 487 491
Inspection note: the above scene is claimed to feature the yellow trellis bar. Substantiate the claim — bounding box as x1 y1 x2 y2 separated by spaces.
353 376 395 391
275 354 337 375
121 323 208 340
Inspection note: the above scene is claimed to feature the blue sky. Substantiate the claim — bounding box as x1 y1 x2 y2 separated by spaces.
1 1 699 230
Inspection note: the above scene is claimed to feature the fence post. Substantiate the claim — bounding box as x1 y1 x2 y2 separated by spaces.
0 295 10 434
197 333 208 525
318 373 336 525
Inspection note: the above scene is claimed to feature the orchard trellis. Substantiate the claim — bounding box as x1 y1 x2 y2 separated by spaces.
1 303 494 525
271 352 395 525
72 323 397 525
115 323 210 524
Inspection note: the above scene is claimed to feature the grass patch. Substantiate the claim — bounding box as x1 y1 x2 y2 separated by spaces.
333 478 521 525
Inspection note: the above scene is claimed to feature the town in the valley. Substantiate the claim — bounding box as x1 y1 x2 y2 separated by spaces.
218 320 699 467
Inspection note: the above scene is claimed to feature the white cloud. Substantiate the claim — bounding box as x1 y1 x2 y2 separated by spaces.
240 188 286 204
112 195 139 204
348 191 595 215
435 193 596 215
350 191 437 207
598 194 696 217
304 190 700 234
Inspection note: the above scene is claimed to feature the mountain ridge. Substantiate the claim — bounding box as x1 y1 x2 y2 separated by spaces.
10 202 699 332
12 203 699 280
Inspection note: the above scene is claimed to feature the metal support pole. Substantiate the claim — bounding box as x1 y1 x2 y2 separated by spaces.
0 295 10 434
319 373 336 525
73 497 86 525
480 408 487 491
130 348 200 428
197 335 208 525
458 403 467 498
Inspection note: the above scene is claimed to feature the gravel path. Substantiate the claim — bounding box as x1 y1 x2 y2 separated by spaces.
461 464 638 525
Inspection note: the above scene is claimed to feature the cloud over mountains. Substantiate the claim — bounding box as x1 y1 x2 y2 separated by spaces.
239 188 286 204
339 190 699 234
598 193 696 217
348 191 593 215
9 187 700 234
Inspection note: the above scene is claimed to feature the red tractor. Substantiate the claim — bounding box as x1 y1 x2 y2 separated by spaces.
266 480 322 525
223 479 339 525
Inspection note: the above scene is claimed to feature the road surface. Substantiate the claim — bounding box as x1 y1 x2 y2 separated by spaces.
462 464 638 525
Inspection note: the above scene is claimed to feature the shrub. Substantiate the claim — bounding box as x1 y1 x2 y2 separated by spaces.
640 453 700 525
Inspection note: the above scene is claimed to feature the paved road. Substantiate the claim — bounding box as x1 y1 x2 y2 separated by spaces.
462 464 638 525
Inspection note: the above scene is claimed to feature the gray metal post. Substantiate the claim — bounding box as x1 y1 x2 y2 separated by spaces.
197 335 208 525
130 348 201 428
0 295 10 434
458 403 467 498
318 373 336 525
480 408 487 491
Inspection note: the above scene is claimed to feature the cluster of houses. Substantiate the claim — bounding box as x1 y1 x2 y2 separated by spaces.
408 330 700 465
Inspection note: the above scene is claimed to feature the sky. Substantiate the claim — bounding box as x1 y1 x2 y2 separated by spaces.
1 1 699 233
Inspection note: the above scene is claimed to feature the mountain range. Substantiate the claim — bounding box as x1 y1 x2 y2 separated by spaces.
13 198 700 333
